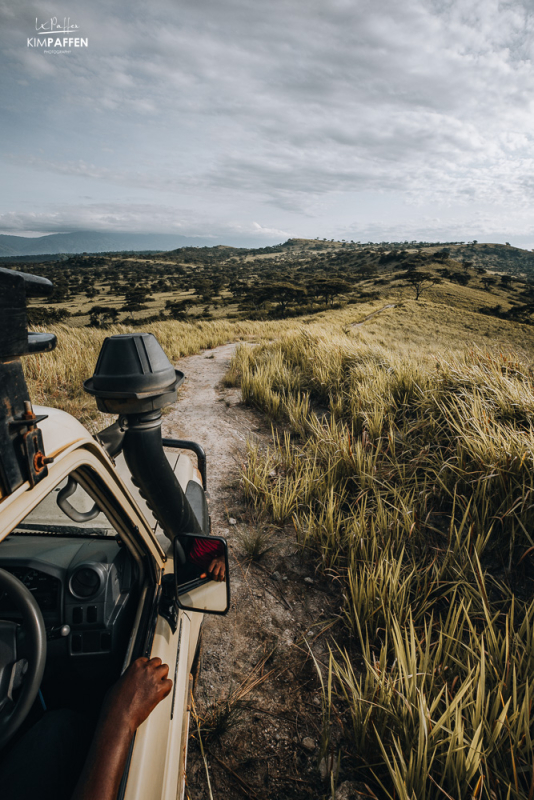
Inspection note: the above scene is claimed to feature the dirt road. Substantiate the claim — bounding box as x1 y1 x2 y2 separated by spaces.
350 303 396 327
163 344 348 800
164 343 254 519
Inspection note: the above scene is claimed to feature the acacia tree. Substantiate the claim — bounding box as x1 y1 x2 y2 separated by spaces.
165 299 192 319
449 272 471 286
482 276 497 291
266 281 308 314
500 274 513 289
309 278 351 307
122 286 152 312
402 270 440 300
89 306 119 328
239 281 308 316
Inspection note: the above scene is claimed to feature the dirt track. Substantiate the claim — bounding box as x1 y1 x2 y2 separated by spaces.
350 303 396 327
164 343 254 515
162 344 357 800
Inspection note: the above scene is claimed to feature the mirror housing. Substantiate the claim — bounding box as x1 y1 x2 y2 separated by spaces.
173 534 230 615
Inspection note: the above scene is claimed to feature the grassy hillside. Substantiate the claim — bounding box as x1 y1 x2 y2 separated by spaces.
225 306 534 799
452 241 534 279
26 285 534 427
21 246 534 798
10 238 534 329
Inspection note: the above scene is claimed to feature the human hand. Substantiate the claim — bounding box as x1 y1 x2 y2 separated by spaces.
207 554 226 581
105 657 173 733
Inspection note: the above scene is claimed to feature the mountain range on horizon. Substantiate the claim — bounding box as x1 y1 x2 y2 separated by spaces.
0 231 276 257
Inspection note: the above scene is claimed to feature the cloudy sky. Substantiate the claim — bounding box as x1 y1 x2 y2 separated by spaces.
1 0 534 247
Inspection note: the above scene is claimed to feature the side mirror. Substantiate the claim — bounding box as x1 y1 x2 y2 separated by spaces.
173 534 230 615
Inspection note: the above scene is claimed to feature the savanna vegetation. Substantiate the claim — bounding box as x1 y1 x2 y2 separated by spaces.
12 237 534 329
16 237 534 797
226 315 534 799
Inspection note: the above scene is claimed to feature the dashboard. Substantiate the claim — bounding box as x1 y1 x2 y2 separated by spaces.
0 533 138 658
0 566 61 613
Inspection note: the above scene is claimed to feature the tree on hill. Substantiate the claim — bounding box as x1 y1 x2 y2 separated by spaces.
500 274 513 288
165 299 192 319
27 306 71 325
47 278 70 304
122 286 152 311
211 277 224 295
403 258 422 273
449 272 471 286
310 278 351 307
482 276 497 291
192 278 214 304
239 281 308 316
228 280 248 302
402 270 441 300
355 264 377 280
265 281 308 314
88 306 119 328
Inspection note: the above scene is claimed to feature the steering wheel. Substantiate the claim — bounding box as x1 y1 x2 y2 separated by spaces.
0 568 47 749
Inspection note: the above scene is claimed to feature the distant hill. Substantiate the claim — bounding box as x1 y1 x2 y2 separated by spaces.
0 231 233 257
451 242 534 279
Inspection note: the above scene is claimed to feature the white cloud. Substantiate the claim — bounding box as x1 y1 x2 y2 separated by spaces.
0 203 290 242
1 0 534 239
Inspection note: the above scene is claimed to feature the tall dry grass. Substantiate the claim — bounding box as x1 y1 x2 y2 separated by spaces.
24 293 534 428
24 305 401 424
25 317 290 426
23 299 534 795
228 329 534 799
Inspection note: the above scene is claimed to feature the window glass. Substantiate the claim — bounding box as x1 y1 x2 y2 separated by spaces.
12 475 117 538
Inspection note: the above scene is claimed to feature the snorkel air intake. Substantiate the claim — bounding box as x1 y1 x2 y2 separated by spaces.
84 333 202 543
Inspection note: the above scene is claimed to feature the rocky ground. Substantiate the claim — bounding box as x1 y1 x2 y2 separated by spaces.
163 344 362 800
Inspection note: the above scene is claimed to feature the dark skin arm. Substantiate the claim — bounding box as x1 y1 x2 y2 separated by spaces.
71 656 172 800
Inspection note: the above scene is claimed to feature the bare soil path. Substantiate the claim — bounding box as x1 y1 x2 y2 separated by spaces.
350 303 396 327
162 344 353 800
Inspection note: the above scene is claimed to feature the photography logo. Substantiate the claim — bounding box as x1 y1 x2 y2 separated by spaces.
27 17 88 54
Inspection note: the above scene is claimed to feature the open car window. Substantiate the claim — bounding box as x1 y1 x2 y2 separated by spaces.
11 475 118 538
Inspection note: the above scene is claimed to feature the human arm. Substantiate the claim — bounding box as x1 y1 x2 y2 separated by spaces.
71 656 172 800
188 538 226 581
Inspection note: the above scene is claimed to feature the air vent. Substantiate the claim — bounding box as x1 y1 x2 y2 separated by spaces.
69 566 102 599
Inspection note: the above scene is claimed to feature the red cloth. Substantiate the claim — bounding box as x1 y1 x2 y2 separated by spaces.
189 537 224 568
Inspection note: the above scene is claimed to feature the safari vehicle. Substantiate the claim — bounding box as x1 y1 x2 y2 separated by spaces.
0 267 230 799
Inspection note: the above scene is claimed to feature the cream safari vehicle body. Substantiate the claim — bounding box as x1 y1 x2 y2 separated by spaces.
0 267 229 799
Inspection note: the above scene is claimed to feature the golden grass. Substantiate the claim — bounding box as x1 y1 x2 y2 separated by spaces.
23 290 534 795
227 311 534 798
25 317 280 426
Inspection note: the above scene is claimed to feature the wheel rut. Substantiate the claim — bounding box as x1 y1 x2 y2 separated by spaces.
162 343 343 800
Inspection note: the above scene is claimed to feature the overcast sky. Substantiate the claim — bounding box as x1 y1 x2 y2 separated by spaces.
1 0 534 247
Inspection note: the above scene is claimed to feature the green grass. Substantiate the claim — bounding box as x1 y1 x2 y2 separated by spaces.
227 315 534 798
23 283 534 796
235 525 274 561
